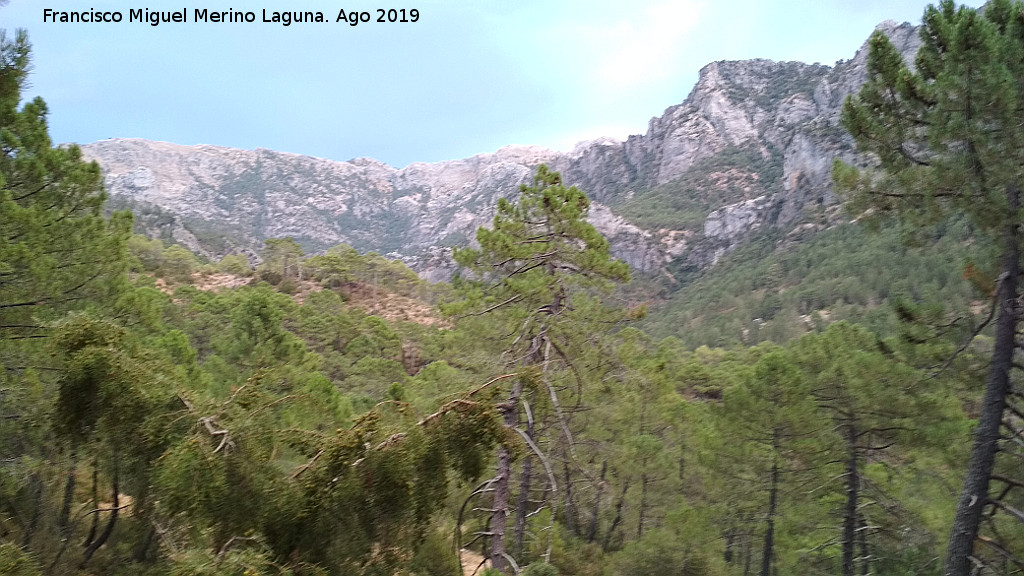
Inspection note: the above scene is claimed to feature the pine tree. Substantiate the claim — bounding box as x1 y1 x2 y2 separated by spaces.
702 348 825 576
0 28 136 571
450 165 629 573
836 2 1024 572
792 323 959 575
0 30 131 344
259 237 304 282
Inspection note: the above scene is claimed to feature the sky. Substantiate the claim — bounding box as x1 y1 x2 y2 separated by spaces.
2 0 986 168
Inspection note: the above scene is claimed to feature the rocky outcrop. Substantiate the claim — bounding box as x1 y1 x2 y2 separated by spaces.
83 19 925 281
704 196 770 241
87 139 673 275
589 202 666 273
698 196 771 267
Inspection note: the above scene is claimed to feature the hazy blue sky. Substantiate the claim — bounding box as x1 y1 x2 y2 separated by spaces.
3 1 984 167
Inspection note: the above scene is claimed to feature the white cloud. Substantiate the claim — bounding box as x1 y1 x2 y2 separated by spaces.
558 1 707 92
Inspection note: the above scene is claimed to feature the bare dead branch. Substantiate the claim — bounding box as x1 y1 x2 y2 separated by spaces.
199 417 235 453
82 504 131 517
988 499 1024 525
933 286 1000 376
291 450 325 480
976 536 1024 570
216 535 263 562
455 294 524 319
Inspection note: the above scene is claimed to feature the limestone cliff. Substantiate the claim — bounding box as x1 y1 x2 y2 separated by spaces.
82 20 923 280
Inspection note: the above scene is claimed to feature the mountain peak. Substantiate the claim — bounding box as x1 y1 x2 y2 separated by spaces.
83 18 921 282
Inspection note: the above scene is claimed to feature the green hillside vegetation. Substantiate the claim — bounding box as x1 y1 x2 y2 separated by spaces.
109 195 249 258
617 145 784 231
3 4 1023 575
641 216 981 347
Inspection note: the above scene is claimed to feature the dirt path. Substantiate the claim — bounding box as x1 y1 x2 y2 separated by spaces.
460 548 489 576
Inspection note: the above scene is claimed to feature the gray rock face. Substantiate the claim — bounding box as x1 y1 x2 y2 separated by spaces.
589 202 666 273
83 20 924 280
88 139 671 276
700 196 771 267
704 196 769 240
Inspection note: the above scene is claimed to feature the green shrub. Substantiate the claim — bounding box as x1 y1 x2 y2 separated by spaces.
259 269 283 285
127 234 165 271
606 529 717 576
0 544 42 576
219 253 253 276
279 277 299 295
160 244 198 282
408 530 461 576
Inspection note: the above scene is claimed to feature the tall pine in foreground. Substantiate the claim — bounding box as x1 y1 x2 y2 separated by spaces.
836 2 1024 573
0 27 134 572
451 165 629 573
0 29 131 344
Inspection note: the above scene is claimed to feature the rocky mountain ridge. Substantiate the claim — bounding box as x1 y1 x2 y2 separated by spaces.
83 20 922 281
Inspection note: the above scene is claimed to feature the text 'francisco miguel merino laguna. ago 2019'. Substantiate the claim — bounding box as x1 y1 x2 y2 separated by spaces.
41 8 421 26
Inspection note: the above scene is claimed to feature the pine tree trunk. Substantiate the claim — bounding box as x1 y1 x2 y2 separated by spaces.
21 472 43 548
48 454 78 572
489 448 513 572
603 478 630 551
857 511 870 576
57 454 77 536
587 460 607 543
842 423 860 576
83 459 99 548
637 469 649 539
130 484 155 563
563 460 576 536
744 536 753 576
760 457 779 576
489 379 523 573
945 185 1020 576
513 424 534 558
81 454 119 568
